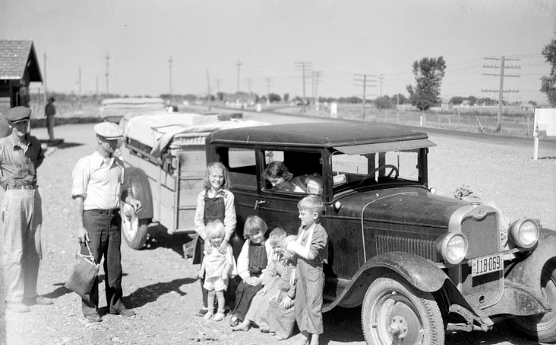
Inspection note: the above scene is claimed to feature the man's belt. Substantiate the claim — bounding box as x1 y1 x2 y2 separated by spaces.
6 184 38 190
86 208 120 215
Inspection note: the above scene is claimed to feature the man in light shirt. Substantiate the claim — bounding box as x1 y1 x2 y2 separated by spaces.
71 122 141 323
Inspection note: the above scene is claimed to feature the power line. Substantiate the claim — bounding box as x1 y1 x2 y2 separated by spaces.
482 56 521 131
354 73 377 119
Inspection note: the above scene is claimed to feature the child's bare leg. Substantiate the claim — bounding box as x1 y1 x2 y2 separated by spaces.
204 290 215 320
213 291 226 321
309 333 319 345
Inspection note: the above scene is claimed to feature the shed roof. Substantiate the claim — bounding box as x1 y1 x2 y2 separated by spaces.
0 40 42 82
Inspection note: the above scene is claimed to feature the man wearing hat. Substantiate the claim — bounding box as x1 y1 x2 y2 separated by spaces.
44 97 56 141
71 121 142 322
0 106 52 313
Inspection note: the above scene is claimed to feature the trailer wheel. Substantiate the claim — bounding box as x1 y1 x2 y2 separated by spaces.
510 259 556 343
121 202 149 249
362 273 444 345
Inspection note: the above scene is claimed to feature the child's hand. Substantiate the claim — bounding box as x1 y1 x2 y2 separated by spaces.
247 276 262 286
257 287 268 296
269 290 280 302
218 239 228 254
221 273 229 281
281 296 293 309
197 270 204 279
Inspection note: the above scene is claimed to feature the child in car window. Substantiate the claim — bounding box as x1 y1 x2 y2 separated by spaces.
263 161 323 195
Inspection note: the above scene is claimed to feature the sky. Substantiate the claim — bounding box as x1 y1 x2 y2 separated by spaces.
0 0 553 104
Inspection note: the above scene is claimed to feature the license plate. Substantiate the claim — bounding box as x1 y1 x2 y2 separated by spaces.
471 253 503 277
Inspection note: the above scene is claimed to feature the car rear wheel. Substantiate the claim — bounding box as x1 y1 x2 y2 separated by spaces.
510 259 556 343
121 202 149 250
362 273 444 345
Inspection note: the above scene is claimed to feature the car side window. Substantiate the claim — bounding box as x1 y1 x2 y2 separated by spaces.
219 147 257 190
262 150 323 194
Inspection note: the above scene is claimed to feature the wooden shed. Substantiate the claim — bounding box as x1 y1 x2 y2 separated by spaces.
0 39 43 113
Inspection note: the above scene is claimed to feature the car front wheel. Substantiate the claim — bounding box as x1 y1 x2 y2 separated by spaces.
121 202 149 250
362 273 444 345
510 259 556 343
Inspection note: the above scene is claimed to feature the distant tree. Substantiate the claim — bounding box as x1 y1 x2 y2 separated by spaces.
529 100 538 107
391 93 407 105
406 56 446 111
449 96 465 105
374 96 393 109
217 92 224 101
468 96 477 106
283 93 290 102
541 39 556 106
269 93 281 102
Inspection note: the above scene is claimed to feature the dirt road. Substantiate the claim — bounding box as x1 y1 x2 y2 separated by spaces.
0 117 554 345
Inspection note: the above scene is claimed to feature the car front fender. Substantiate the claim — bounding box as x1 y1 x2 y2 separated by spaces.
125 167 153 219
325 251 449 311
505 227 556 308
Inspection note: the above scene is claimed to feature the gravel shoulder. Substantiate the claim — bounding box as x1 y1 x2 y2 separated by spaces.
0 119 554 345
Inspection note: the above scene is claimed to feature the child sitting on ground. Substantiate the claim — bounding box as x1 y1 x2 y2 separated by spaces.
286 195 328 345
232 228 291 333
229 215 273 327
198 219 236 321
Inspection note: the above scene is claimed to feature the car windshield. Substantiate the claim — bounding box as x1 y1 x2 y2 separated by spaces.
331 149 421 191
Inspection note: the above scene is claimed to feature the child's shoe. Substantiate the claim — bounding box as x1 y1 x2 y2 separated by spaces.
213 312 225 321
203 311 214 320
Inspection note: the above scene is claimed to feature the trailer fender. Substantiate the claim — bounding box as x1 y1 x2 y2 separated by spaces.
125 167 153 219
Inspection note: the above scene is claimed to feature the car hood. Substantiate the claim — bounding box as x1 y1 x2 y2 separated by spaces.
335 186 465 230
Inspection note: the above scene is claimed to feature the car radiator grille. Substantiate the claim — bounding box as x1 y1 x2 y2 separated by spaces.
375 234 438 261
459 213 503 307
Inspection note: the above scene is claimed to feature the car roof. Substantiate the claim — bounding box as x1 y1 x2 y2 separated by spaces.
208 121 435 153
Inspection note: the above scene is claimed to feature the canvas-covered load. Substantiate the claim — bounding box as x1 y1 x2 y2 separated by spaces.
123 113 267 158
100 97 166 123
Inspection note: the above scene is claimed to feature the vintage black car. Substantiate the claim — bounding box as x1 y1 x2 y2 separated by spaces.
204 121 556 345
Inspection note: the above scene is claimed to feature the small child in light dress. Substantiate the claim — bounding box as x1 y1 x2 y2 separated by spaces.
198 219 236 321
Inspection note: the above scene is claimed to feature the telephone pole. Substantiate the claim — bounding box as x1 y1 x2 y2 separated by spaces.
105 52 110 95
312 71 323 108
236 59 242 93
354 73 377 119
295 61 312 112
169 56 173 104
43 53 48 104
78 67 82 109
482 56 520 132
378 74 385 97
265 77 272 105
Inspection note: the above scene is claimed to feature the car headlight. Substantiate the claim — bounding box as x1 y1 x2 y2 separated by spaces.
509 218 539 249
436 233 468 265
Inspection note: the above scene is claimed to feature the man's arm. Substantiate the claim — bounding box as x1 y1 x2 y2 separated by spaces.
73 196 89 243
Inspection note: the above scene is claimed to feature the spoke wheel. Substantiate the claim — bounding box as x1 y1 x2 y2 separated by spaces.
121 202 149 250
362 273 444 345
510 260 556 343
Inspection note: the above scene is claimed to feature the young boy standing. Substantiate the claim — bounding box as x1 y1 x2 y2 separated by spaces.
287 195 328 345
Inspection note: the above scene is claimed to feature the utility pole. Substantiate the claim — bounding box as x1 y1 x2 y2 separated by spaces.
96 75 99 99
43 53 47 104
312 71 322 109
206 69 211 111
354 73 377 119
169 56 173 104
294 61 312 112
482 56 520 132
265 77 272 105
378 74 384 97
236 59 242 93
78 67 82 109
105 52 110 95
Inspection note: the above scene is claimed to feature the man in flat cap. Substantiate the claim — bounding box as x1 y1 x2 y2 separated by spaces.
71 122 142 322
0 106 52 313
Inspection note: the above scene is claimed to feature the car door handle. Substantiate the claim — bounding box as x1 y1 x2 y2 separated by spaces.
254 200 266 210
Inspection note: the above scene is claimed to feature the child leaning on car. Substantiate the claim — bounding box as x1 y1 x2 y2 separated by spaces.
286 195 328 345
